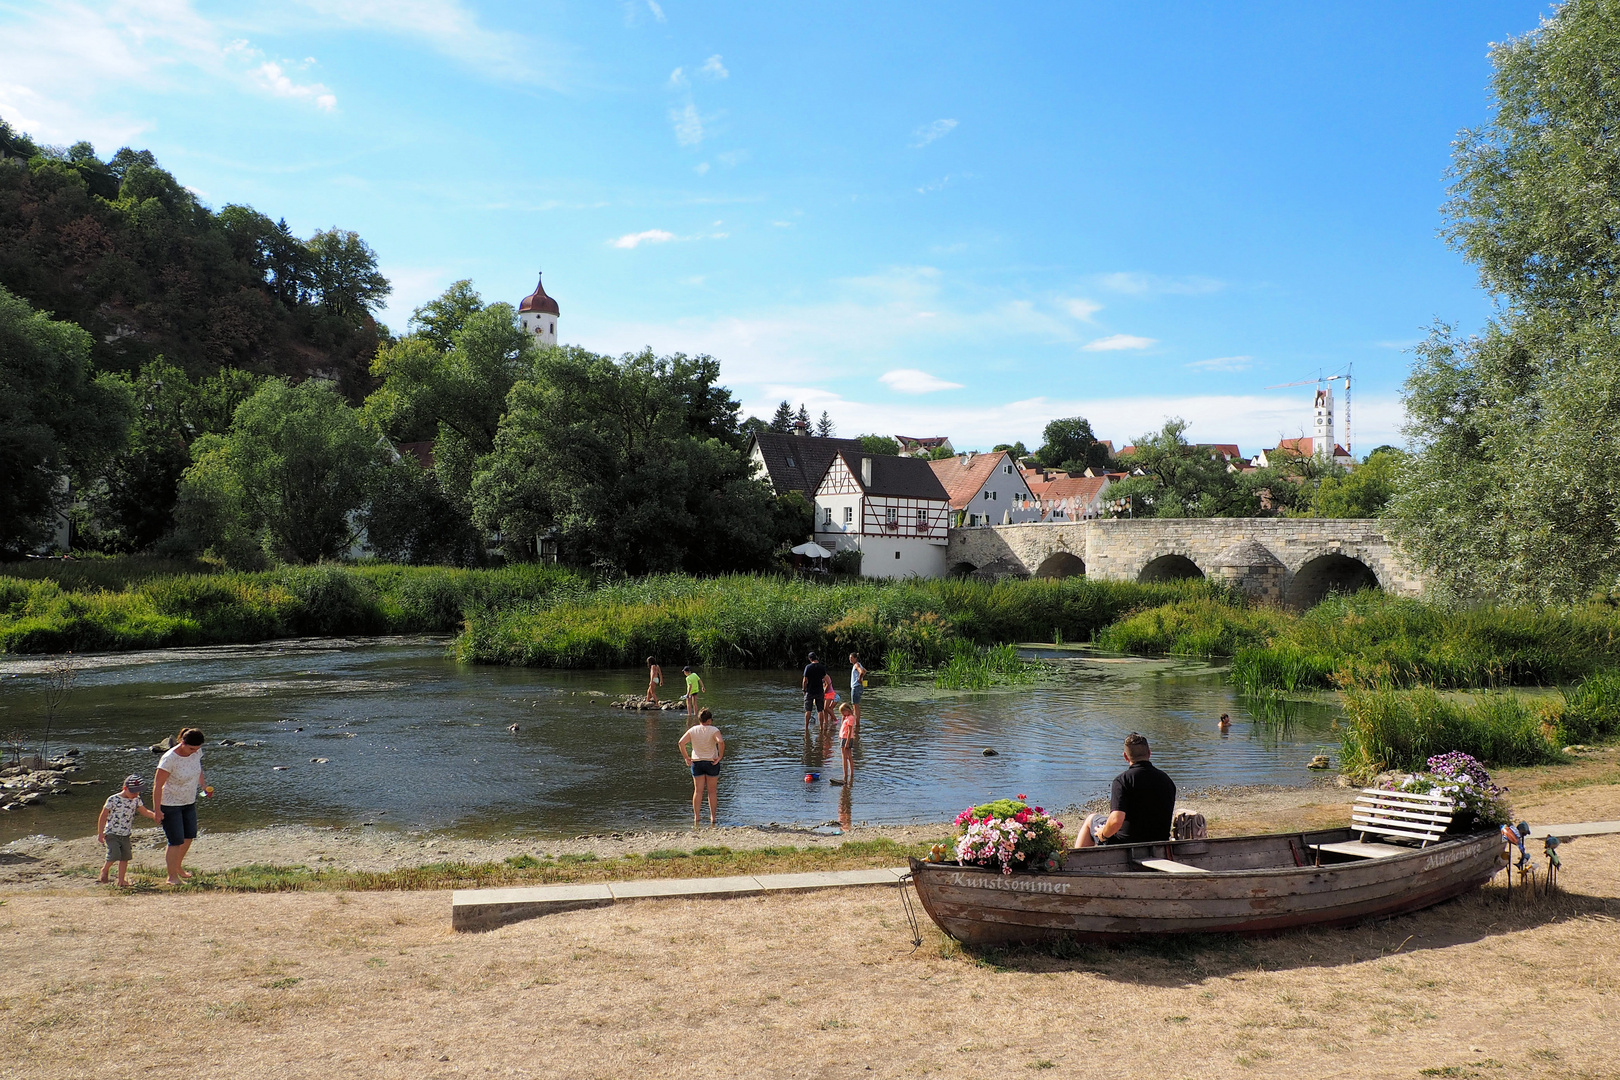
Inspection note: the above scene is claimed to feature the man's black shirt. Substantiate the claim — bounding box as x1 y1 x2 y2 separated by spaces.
1108 760 1177 844
802 662 827 700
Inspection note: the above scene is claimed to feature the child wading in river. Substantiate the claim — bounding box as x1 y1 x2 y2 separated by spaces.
682 665 705 719
836 702 857 783
97 774 158 886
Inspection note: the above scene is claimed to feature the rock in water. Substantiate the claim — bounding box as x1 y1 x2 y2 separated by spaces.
1307 754 1331 770
982 748 998 757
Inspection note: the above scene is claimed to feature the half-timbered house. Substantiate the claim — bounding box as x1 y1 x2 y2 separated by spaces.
812 451 951 579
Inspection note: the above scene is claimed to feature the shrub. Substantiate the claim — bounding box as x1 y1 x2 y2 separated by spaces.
1339 687 1560 777
1557 671 1620 745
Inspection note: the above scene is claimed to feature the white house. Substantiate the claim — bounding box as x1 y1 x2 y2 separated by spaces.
812 451 951 579
928 450 1040 526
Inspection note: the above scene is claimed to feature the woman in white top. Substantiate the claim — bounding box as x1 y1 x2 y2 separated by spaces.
152 727 210 885
678 708 724 829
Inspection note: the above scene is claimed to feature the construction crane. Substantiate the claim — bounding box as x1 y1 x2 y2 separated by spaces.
1264 365 1352 459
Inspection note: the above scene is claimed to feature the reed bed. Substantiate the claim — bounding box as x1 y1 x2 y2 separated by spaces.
1338 687 1562 776
456 574 1217 669
0 562 581 653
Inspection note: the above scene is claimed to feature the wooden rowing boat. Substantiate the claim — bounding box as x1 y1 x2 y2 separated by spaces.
907 826 1507 945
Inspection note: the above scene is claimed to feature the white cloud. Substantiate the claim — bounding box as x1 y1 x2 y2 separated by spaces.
247 56 336 111
916 175 952 195
880 369 965 395
1097 272 1224 296
291 0 556 87
668 66 687 89
910 118 958 148
670 102 704 145
1083 334 1157 352
646 0 666 22
612 229 676 249
700 54 728 79
1186 355 1254 372
1062 298 1102 321
716 149 747 167
693 162 710 175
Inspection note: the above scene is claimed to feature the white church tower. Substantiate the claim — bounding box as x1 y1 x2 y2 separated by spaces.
518 273 559 346
1312 386 1334 459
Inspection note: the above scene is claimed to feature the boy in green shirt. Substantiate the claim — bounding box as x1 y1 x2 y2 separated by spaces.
682 665 705 719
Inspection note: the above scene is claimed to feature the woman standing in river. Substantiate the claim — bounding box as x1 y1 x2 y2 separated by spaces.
152 727 210 885
678 708 724 829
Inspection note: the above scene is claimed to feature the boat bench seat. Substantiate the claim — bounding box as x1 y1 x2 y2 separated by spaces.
1136 858 1210 874
1346 787 1455 847
1311 840 1418 860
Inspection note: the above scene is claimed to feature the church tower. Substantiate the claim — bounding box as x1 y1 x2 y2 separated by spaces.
518 273 560 346
1312 386 1335 459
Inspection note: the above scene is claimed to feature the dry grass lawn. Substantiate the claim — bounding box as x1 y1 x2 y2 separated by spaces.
2 755 1617 1079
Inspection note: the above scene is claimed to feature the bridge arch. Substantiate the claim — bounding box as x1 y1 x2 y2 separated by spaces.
1034 552 1085 579
949 561 978 578
1288 551 1380 608
1138 553 1204 583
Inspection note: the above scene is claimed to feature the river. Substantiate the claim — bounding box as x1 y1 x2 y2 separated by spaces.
0 638 1339 842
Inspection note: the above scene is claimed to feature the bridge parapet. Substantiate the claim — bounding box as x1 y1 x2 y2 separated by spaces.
945 518 1423 606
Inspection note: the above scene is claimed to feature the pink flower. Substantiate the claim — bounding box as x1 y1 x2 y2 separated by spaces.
1017 794 1027 801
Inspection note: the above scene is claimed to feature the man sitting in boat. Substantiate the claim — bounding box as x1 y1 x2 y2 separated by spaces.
1077 733 1177 847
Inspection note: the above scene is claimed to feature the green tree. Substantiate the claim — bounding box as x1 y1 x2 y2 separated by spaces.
1036 416 1112 472
305 229 390 319
992 441 1029 459
1312 448 1402 518
816 410 835 437
1112 418 1258 517
176 379 378 564
365 293 535 512
0 286 132 554
768 400 795 433
79 359 261 552
1387 0 1620 601
470 347 777 572
857 434 902 456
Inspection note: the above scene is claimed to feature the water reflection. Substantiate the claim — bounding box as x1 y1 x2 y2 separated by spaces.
0 639 1340 841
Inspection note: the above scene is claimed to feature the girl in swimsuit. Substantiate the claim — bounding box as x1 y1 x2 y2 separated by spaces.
647 656 662 703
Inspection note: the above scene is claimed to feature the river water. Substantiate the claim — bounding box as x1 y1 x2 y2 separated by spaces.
0 638 1339 842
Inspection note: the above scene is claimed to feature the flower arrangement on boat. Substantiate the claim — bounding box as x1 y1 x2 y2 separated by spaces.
1379 751 1512 828
951 795 1065 875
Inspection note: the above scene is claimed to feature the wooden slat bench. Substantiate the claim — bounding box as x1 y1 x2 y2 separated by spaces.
1136 858 1210 874
1313 787 1456 860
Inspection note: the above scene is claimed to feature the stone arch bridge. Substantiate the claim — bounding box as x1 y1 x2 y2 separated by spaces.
946 518 1423 608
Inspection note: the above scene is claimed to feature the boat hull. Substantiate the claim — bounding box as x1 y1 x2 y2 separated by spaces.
908 828 1507 945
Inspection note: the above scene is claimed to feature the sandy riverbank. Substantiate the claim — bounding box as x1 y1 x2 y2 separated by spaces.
2 754 1617 1078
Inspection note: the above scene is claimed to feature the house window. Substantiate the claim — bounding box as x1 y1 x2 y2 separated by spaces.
549 322 554 333
885 508 897 526
917 510 929 529
824 507 832 524
843 506 852 524
895 551 901 559
1004 464 1013 474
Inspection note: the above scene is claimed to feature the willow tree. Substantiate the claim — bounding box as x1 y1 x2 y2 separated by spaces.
1389 0 1620 602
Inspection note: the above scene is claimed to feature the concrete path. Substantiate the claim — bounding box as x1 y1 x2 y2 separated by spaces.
452 866 909 932
1527 821 1620 839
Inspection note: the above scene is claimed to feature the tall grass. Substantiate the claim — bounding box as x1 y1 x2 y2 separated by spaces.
0 562 581 653
1107 590 1620 694
457 574 1218 669
1338 687 1562 777
933 641 1035 690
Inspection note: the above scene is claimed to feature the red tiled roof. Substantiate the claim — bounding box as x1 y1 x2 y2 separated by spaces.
927 451 1023 509
1030 475 1108 501
518 273 560 316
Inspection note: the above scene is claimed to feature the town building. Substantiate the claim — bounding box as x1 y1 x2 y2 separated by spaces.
1253 438 1352 469
812 451 951 579
517 273 559 346
929 450 1040 526
894 435 954 458
1025 473 1111 521
746 429 870 500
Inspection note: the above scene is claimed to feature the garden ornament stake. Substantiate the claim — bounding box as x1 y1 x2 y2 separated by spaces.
1542 835 1561 894
1501 821 1532 902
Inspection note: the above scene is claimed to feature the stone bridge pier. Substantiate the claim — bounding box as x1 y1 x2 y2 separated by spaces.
945 518 1423 607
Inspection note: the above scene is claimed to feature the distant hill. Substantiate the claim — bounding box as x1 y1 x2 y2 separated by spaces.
0 117 387 398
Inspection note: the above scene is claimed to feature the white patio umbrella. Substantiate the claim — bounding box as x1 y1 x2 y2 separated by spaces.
790 541 834 558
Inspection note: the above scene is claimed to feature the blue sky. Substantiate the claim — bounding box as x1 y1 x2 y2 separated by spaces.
0 1 1553 454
